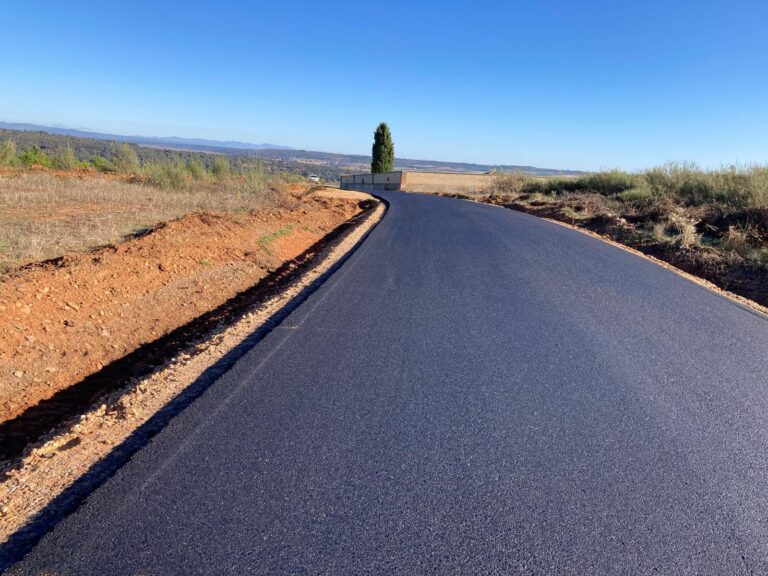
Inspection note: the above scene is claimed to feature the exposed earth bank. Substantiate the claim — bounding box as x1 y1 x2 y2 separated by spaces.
0 193 365 426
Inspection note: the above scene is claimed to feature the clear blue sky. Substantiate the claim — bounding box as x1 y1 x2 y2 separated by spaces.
2 0 766 171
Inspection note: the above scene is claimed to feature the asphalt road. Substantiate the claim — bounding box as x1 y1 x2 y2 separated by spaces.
8 191 768 574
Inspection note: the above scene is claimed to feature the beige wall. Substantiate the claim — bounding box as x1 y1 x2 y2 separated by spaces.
401 172 492 194
341 171 492 194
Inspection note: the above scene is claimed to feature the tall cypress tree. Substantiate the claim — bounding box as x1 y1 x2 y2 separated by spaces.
371 122 395 173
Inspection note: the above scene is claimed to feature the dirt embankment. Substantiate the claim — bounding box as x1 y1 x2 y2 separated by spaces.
0 195 364 426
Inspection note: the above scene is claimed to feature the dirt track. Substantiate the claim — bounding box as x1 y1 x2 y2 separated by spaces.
0 195 363 426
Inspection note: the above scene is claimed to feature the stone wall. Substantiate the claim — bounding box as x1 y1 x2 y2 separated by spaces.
340 171 402 190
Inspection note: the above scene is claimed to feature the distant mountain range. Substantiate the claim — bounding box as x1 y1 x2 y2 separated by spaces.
0 121 584 177
0 121 292 152
247 148 585 177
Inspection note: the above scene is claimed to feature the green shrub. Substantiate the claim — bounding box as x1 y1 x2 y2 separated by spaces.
530 164 768 209
52 144 80 170
278 171 304 184
185 159 207 180
91 156 116 173
212 156 230 179
490 172 528 197
525 171 641 196
0 139 17 167
143 160 188 190
580 170 642 195
112 143 140 174
642 162 768 208
712 165 768 208
521 177 581 195
618 186 654 204
18 145 52 168
241 162 267 192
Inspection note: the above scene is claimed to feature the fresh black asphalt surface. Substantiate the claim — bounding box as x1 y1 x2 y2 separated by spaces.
7 191 768 574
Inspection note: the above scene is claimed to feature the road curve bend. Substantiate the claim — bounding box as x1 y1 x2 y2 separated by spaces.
7 191 768 575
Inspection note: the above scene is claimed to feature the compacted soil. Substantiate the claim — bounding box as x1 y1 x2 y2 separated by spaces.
0 195 363 425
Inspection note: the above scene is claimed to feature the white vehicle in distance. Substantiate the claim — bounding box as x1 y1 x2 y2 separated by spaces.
308 174 320 183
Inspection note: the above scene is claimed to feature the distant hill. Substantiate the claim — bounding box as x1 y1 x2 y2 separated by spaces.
0 121 292 153
246 149 585 177
0 121 584 178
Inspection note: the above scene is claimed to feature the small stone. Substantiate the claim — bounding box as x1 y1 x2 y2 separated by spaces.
13 370 23 378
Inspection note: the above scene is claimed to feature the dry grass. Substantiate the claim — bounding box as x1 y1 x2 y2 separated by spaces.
647 213 700 247
0 170 293 272
517 163 768 209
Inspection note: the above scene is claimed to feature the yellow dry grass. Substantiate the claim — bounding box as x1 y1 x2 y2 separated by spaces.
0 170 287 272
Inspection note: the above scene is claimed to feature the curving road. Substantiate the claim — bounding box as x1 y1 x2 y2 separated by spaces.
7 191 768 574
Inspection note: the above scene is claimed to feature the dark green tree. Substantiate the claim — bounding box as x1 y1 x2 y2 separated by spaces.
371 122 394 173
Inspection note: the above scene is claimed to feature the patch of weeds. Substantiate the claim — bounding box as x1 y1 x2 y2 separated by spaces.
257 225 293 255
524 192 558 206
199 259 211 267
18 145 52 168
91 156 116 173
748 247 768 267
185 159 207 180
720 225 751 257
652 216 700 247
143 161 188 190
560 207 590 220
618 186 654 204
651 221 672 242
